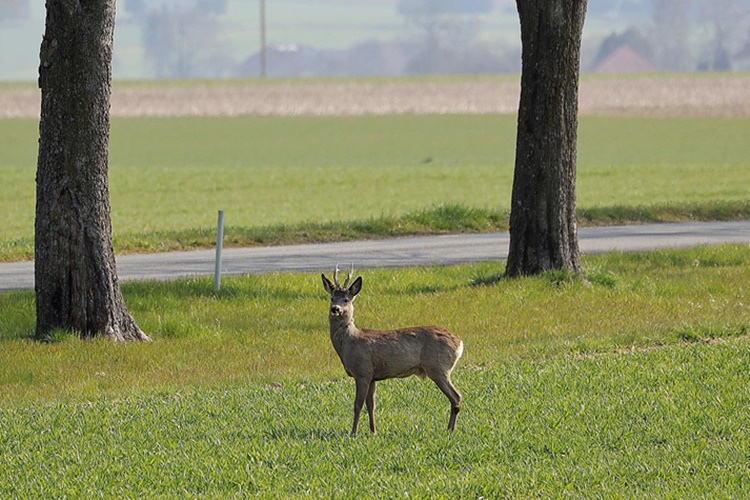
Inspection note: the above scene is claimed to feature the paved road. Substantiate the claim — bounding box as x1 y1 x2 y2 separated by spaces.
2 220 750 292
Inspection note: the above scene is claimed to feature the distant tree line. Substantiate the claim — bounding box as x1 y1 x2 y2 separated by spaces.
121 0 750 78
593 0 750 72
124 0 232 79
396 0 518 74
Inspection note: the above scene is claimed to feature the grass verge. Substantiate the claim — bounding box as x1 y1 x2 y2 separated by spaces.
3 244 750 400
3 200 750 261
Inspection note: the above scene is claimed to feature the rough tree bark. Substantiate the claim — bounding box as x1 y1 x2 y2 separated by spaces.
506 0 587 277
35 0 149 341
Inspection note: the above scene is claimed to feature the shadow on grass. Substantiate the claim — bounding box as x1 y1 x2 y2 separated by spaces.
260 426 346 442
469 267 618 289
678 324 749 343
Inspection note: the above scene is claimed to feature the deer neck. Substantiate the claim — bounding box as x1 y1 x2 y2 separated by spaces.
329 314 358 342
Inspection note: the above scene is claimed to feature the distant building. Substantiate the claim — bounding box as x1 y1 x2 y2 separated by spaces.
593 43 658 73
236 40 422 78
237 44 325 78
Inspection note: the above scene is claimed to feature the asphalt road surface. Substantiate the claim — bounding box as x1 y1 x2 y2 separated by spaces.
2 221 750 292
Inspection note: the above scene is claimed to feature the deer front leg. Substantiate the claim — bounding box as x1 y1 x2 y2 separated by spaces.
351 378 370 436
366 380 377 434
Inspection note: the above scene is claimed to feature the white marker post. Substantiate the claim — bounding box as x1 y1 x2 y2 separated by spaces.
214 210 225 293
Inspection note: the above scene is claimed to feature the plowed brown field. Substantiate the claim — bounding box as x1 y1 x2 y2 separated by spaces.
3 75 750 119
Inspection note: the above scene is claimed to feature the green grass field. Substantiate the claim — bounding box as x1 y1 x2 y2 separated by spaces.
2 114 750 260
2 342 749 497
2 246 750 496
3 96 750 495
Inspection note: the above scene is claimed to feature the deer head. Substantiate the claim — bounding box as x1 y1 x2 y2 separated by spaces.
321 265 362 322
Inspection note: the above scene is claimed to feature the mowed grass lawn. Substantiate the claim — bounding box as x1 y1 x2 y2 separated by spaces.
2 114 750 259
2 246 750 496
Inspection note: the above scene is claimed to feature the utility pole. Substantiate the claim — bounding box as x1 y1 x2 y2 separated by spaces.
260 0 267 78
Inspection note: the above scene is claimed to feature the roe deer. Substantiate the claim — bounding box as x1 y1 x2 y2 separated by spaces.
321 267 463 435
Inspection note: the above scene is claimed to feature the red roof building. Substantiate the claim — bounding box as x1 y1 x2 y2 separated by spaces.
593 44 658 73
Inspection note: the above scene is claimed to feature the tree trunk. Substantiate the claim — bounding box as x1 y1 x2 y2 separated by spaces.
506 0 587 277
35 0 149 341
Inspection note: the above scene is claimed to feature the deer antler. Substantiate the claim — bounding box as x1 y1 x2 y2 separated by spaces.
332 263 355 289
343 263 354 289
333 264 341 288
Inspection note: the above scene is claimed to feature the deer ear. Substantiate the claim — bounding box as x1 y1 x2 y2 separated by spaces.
348 276 363 296
322 274 335 294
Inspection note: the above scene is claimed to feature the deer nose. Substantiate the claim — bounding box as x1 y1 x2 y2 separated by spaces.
330 305 343 316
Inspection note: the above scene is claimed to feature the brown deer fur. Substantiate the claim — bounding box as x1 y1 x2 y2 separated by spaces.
322 269 463 435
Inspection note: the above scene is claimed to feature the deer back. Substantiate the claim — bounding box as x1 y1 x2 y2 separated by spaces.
339 324 462 380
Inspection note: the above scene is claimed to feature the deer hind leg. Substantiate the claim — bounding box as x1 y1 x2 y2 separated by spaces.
429 372 462 432
366 380 377 434
352 378 371 436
